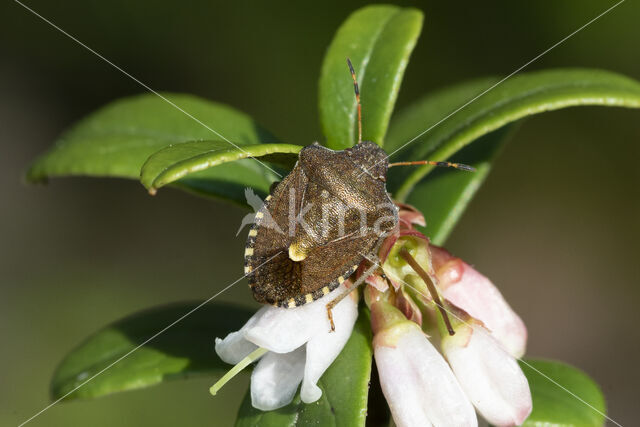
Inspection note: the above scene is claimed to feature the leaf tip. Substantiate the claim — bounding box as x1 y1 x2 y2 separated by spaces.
25 173 49 185
23 160 48 185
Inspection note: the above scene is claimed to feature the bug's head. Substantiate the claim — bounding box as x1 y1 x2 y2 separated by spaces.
346 140 389 182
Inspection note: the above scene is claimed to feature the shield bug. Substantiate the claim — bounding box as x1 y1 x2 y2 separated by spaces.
244 59 472 330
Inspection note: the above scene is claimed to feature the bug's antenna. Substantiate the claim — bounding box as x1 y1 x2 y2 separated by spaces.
389 160 476 172
347 58 362 144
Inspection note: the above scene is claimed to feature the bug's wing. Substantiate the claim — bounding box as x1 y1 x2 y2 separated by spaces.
245 143 395 308
250 232 378 307
300 232 378 292
248 250 301 305
245 162 305 303
288 180 370 256
245 162 307 257
300 143 389 213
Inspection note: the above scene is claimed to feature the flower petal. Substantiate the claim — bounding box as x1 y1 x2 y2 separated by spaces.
432 246 527 358
214 307 268 364
442 324 532 427
373 315 477 427
300 291 358 403
396 202 426 227
244 286 347 353
251 347 306 410
382 234 432 290
395 287 422 326
365 272 389 292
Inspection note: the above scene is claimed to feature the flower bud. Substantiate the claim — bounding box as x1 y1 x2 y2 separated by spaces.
441 321 532 426
371 302 477 427
397 202 426 228
431 245 527 358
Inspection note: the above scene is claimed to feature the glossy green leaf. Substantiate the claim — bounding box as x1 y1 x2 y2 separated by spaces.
141 141 301 194
385 78 505 244
235 308 373 427
27 93 281 204
51 302 253 400
319 5 423 150
520 359 607 427
407 124 518 245
386 69 640 202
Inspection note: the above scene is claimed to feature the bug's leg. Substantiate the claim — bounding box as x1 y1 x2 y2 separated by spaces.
326 262 379 332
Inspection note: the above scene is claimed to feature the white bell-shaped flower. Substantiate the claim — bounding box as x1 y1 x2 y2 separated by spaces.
215 285 358 410
441 321 532 426
431 245 527 358
371 301 477 427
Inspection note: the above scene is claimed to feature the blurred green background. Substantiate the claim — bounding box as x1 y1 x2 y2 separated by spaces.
1 0 638 425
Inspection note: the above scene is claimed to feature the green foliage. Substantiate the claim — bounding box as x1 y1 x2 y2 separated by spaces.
235 309 372 427
26 93 281 204
398 124 517 245
140 141 301 195
28 3 640 425
50 303 252 400
385 69 640 201
319 5 423 150
521 359 607 427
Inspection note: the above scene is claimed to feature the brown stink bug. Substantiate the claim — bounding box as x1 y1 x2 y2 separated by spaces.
243 59 472 331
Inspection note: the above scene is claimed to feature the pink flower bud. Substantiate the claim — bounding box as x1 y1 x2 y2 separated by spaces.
431 246 527 358
396 201 426 228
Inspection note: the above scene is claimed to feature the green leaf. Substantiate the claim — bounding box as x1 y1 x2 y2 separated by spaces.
520 359 607 427
141 141 301 194
386 69 640 202
27 93 281 204
319 5 423 150
235 308 373 427
407 124 518 245
51 302 253 400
